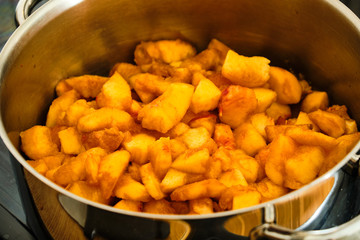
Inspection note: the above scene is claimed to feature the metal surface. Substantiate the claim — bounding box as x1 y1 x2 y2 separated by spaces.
1 0 360 239
15 0 40 25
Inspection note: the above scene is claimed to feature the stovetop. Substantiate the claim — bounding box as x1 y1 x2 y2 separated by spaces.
0 1 360 240
0 0 26 228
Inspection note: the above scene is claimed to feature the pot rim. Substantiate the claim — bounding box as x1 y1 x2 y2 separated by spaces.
0 0 360 221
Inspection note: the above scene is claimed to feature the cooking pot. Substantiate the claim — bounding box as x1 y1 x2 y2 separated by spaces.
1 0 360 239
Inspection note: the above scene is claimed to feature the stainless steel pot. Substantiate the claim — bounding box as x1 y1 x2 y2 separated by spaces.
1 0 360 239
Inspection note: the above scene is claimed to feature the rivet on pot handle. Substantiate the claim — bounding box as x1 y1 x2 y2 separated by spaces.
15 0 45 26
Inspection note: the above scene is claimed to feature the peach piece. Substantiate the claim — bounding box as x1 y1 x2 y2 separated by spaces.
301 91 329 113
222 50 270 87
218 85 257 128
138 83 194 133
20 125 59 159
96 72 132 111
268 66 302 104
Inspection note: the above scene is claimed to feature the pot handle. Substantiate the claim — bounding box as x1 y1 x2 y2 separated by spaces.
15 0 45 25
249 214 360 240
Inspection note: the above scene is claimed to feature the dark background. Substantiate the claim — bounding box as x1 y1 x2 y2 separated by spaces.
0 0 359 239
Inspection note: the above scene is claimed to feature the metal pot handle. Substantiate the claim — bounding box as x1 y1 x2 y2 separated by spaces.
15 0 45 25
249 214 360 240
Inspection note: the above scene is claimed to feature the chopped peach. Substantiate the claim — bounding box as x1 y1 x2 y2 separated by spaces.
213 123 236 150
77 107 135 132
170 179 226 201
295 111 320 131
232 190 261 210
19 38 360 216
140 163 166 200
219 185 261 210
113 200 143 212
190 73 221 113
299 79 312 96
83 147 108 185
265 135 297 186
234 122 267 156
171 201 190 214
128 162 142 182
62 99 95 127
204 71 232 91
229 149 260 183
265 125 311 143
55 80 73 96
134 39 196 65
265 102 291 123
204 156 222 179
26 159 48 175
181 110 211 124
345 119 358 134
131 73 170 103
138 83 194 133
149 137 172 179
189 198 214 214
169 139 187 159
128 100 143 119
39 153 65 170
320 133 360 174
179 127 211 149
249 113 275 139
53 156 86 186
146 62 191 83
284 146 325 189
181 48 221 72
218 168 248 187
161 169 204 194
222 50 270 87
98 150 130 199
143 199 176 214
268 66 302 104
253 88 277 113
337 132 360 153
46 90 79 127
168 122 191 138
285 127 337 151
67 181 109 204
109 62 142 82
326 105 350 119
45 167 60 181
219 85 258 128
207 38 231 63
308 109 346 138
171 148 210 174
65 75 109 99
20 125 59 159
255 178 289 202
301 91 329 113
254 147 270 181
188 114 217 136
81 128 124 152
122 133 156 165
58 127 84 155
160 168 188 193
114 173 152 202
212 147 232 171
96 72 132 111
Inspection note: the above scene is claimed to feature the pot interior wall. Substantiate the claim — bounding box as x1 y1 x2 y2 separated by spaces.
2 0 360 137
